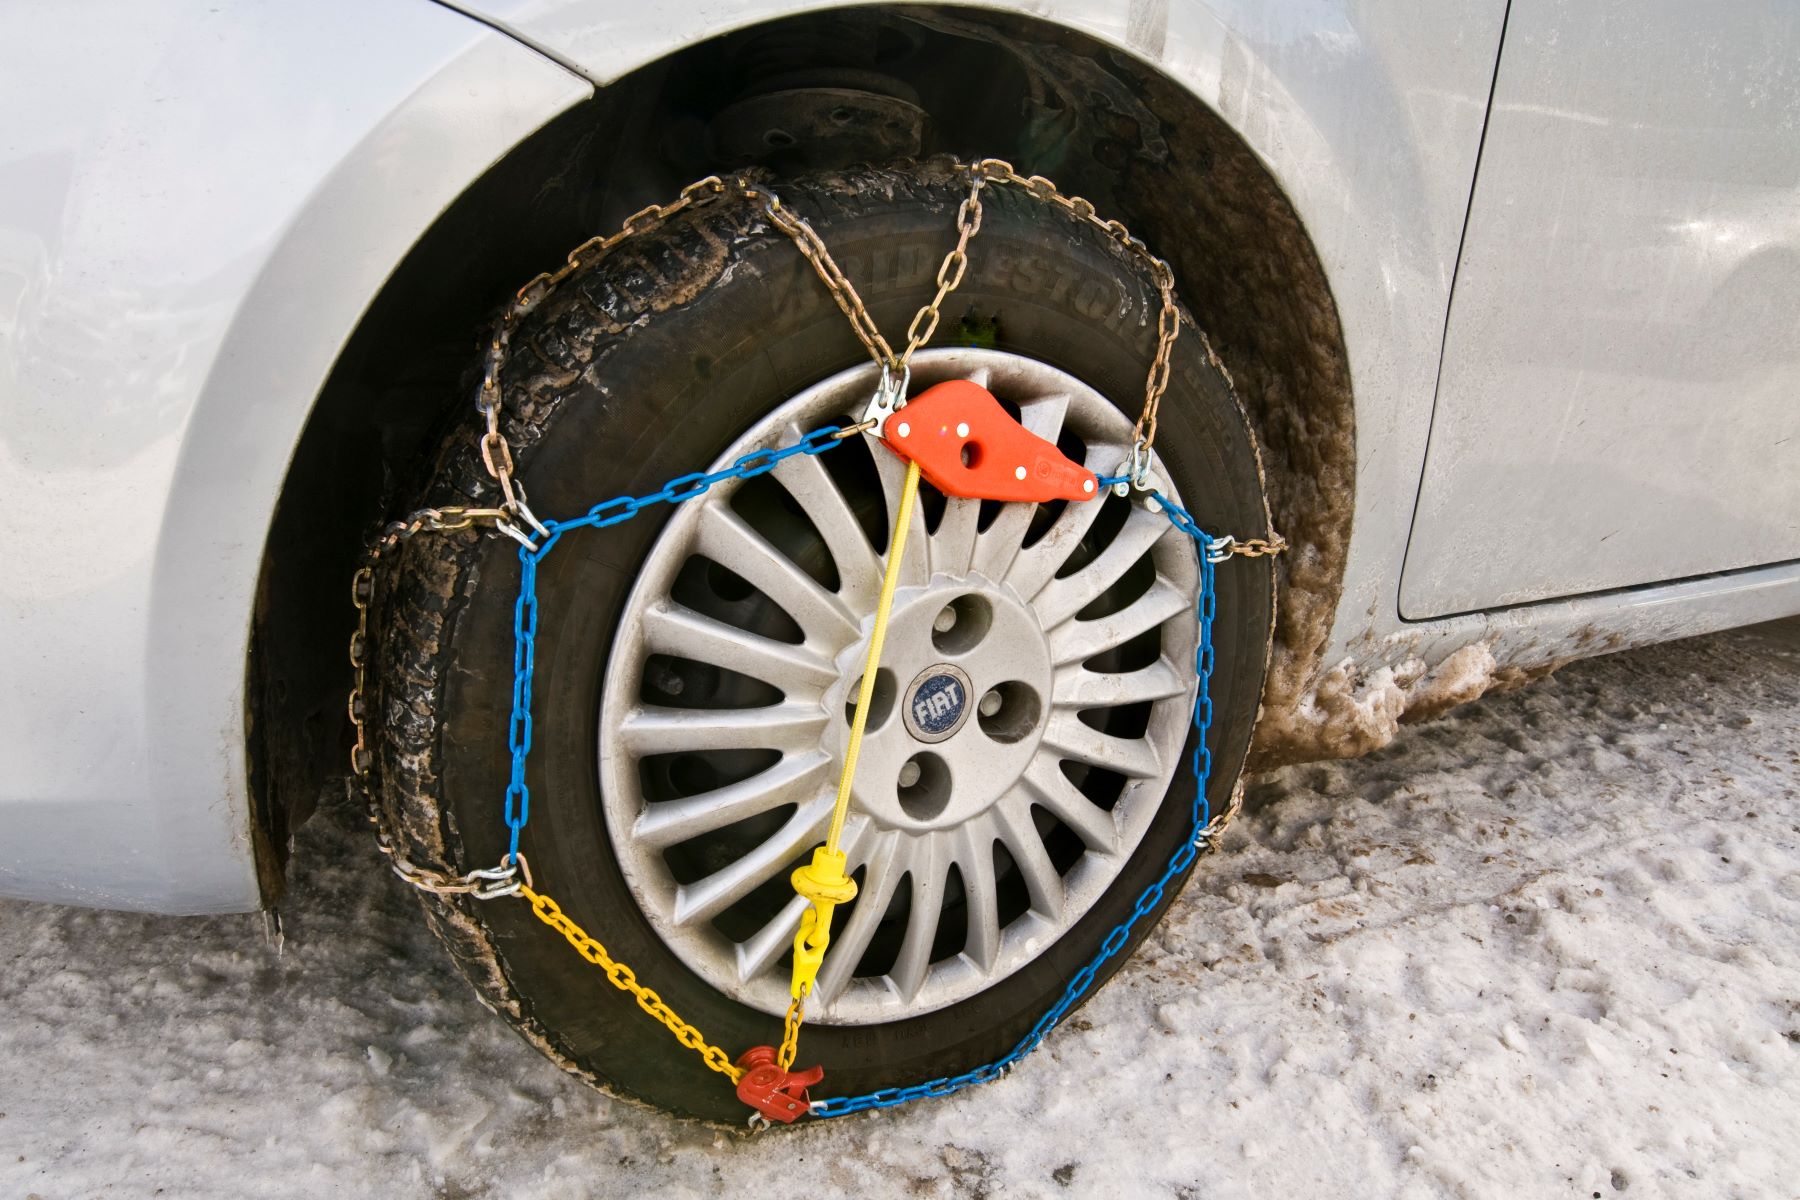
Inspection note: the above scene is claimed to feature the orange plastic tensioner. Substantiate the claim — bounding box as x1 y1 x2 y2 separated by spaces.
882 379 1098 502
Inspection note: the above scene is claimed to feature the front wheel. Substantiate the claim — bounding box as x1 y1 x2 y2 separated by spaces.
373 161 1274 1122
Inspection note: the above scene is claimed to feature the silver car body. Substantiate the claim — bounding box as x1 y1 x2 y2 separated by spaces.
2 0 1794 913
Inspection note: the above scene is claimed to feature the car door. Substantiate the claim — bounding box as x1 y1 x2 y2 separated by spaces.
1400 0 1800 619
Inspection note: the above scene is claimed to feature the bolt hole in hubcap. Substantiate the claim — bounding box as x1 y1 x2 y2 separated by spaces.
844 668 896 730
897 752 952 821
931 593 991 654
978 681 1041 744
599 349 1198 1022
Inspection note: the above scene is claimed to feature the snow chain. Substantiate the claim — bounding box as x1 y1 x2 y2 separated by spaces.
347 157 1287 1122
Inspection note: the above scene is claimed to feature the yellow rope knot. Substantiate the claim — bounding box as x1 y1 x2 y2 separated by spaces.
789 846 858 1000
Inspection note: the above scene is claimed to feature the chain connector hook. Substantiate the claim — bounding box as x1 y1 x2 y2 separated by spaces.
497 494 550 552
1109 440 1166 512
860 360 910 438
734 1045 823 1124
1111 439 1156 497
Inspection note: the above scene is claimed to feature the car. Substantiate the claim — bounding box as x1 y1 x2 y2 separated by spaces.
3 0 1796 1124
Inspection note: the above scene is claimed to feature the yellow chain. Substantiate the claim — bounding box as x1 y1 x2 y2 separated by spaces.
777 994 807 1072
519 883 745 1083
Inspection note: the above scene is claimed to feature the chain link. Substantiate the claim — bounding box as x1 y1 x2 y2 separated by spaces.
777 993 807 1072
1209 534 1290 561
348 507 528 895
760 195 896 369
966 159 1199 460
899 169 988 365
348 504 514 784
520 884 745 1082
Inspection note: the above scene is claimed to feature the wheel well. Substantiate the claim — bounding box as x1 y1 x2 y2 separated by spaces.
249 3 1353 891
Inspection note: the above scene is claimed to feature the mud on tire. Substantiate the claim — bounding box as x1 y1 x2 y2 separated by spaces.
369 160 1275 1122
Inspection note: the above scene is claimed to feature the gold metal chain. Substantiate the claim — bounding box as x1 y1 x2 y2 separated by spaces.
348 507 530 896
520 883 745 1082
1213 535 1290 559
899 171 988 366
348 157 1286 1096
965 160 1192 454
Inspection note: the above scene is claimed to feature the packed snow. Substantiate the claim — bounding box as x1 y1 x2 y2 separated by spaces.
3 621 1798 1199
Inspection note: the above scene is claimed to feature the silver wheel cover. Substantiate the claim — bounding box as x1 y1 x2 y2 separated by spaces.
598 348 1198 1024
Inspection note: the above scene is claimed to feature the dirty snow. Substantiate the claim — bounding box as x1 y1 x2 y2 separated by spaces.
3 621 1799 1199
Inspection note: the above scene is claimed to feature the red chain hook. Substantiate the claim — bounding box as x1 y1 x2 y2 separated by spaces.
735 1046 824 1124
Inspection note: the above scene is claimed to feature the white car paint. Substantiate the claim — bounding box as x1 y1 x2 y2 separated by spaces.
1403 0 1800 616
2 0 1796 914
0 0 590 912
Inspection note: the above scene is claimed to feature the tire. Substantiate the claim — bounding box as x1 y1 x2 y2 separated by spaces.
372 159 1274 1123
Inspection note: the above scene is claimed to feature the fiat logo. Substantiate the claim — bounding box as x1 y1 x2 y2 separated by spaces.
902 664 974 743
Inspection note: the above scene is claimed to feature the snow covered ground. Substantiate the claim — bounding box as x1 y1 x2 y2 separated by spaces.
4 620 1798 1200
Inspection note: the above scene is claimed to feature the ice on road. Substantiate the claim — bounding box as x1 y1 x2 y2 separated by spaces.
4 621 1798 1199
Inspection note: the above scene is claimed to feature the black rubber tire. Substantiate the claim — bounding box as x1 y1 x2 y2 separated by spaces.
372 160 1274 1124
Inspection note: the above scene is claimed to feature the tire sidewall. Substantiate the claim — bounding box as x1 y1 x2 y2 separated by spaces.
395 168 1273 1122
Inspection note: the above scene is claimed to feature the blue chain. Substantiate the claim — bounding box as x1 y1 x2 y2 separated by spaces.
496 430 1231 1119
501 424 852 861
808 491 1221 1118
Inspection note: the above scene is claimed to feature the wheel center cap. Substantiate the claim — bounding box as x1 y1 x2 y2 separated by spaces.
902 664 972 743
826 578 1054 833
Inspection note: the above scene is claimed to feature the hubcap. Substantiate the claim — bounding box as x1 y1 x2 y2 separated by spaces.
598 348 1198 1023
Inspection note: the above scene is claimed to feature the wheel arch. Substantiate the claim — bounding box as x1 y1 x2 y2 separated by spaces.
253 4 1366 894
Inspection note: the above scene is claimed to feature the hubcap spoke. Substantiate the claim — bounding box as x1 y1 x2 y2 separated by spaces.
815 830 905 1004
1031 504 1176 630
931 497 982 577
994 797 1065 921
774 419 885 611
1053 658 1190 708
671 792 836 927
641 603 838 696
1049 580 1193 666
1041 711 1163 779
889 838 947 1003
617 703 828 756
736 893 809 985
1021 758 1120 855
694 504 860 645
952 817 1003 972
632 751 833 850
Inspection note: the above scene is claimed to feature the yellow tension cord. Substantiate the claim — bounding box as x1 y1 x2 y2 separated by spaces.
783 457 922 1064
